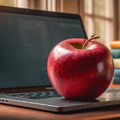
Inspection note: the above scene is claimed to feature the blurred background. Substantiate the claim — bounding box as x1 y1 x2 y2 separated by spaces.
0 0 119 48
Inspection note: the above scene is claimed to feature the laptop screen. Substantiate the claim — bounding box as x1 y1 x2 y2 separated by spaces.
0 6 87 89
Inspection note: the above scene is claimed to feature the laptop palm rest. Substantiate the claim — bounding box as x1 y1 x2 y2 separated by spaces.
0 92 120 113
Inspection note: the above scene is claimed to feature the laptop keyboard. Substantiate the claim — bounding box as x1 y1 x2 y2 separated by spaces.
6 88 120 99
7 90 61 99
105 88 120 93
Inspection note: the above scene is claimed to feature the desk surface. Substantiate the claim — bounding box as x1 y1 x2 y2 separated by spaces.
0 104 120 120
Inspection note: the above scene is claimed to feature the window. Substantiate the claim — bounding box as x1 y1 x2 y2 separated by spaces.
54 0 116 47
0 0 15 6
0 0 30 8
84 0 114 47
0 0 118 48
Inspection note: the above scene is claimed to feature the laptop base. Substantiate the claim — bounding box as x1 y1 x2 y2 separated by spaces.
0 90 120 113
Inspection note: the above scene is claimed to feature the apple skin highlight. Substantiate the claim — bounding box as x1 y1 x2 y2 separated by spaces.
47 38 114 99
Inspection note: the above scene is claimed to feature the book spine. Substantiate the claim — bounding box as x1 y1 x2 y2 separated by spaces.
110 41 120 48
111 49 120 58
113 77 120 84
110 41 120 84
114 68 120 77
113 58 120 68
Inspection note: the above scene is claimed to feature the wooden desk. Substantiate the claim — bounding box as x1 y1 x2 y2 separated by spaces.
0 104 120 120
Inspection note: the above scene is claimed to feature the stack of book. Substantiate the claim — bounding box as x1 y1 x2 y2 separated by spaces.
110 41 120 84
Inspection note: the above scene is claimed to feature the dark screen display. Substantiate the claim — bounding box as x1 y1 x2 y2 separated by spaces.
0 10 87 88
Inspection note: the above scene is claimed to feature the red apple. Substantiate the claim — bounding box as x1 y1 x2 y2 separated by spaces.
47 36 114 99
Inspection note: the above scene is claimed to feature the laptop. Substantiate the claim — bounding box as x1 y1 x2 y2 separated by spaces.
0 5 120 113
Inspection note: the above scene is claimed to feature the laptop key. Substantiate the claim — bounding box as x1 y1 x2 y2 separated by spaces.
28 92 48 99
8 91 61 99
28 91 61 99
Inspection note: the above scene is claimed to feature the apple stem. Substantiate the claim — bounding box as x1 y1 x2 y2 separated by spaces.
82 34 100 49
